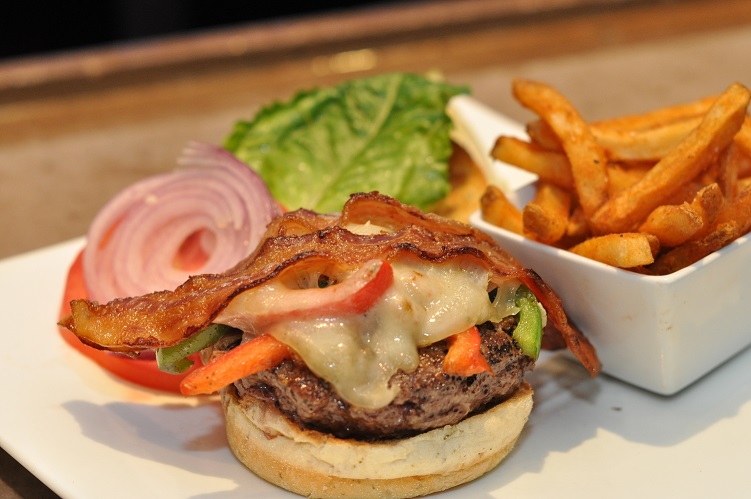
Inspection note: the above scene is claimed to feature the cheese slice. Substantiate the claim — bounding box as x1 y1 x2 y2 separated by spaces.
218 255 524 409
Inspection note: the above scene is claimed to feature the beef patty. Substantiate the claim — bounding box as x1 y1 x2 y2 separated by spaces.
232 318 533 441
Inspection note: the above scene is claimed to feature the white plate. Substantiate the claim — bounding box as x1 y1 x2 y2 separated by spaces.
2 238 751 498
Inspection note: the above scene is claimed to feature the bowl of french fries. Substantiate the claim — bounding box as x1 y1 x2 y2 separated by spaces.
465 79 751 395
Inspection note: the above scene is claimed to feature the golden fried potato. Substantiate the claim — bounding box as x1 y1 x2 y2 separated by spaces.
512 79 609 219
569 232 660 268
638 202 703 247
592 117 701 162
649 222 739 274
590 95 715 131
525 119 563 151
492 136 574 189
590 82 751 234
522 182 571 244
431 143 487 223
480 185 523 234
481 80 751 275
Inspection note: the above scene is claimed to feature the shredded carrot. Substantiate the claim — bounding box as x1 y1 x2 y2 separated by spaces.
180 334 291 396
443 326 493 377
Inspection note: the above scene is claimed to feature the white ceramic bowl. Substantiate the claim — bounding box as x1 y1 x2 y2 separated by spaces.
449 94 751 395
471 206 751 395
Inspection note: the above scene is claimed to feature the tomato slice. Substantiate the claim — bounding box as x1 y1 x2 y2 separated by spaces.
58 249 199 393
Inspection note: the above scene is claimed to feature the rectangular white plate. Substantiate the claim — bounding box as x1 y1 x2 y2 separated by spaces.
2 238 751 498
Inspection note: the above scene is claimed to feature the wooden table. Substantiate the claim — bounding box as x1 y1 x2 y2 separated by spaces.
3 0 751 496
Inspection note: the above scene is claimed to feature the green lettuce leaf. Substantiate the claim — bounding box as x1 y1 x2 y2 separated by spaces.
224 72 468 212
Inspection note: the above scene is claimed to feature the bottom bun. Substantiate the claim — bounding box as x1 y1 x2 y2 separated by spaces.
221 381 533 498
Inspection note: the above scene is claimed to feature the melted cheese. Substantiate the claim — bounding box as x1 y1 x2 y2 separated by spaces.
223 255 524 409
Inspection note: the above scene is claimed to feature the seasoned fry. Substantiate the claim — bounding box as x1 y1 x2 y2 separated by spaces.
591 82 751 234
526 119 563 151
607 163 651 197
712 182 751 234
592 117 701 162
431 143 489 223
716 142 741 200
644 184 749 274
732 115 751 158
512 79 609 219
565 205 590 242
491 136 574 189
736 151 751 179
569 233 660 268
649 221 739 274
481 80 751 274
522 182 571 244
689 182 725 229
480 185 524 234
590 95 716 131
638 202 703 247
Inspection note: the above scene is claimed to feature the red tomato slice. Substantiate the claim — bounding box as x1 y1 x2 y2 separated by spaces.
58 249 199 393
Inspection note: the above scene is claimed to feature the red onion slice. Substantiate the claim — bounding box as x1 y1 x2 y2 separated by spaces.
83 141 281 304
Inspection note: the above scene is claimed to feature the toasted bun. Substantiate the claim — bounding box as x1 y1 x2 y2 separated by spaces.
221 381 533 498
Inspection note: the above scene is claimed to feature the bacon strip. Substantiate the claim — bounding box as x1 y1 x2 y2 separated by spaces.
59 192 600 375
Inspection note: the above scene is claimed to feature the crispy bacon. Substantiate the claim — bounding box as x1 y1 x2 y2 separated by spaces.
59 192 600 376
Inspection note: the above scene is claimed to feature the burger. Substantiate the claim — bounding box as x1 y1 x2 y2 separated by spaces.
60 192 599 498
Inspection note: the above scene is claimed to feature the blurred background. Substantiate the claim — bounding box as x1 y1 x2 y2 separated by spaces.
1 0 396 59
4 0 751 262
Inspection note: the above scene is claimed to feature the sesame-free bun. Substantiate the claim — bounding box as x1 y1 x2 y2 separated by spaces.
220 381 533 498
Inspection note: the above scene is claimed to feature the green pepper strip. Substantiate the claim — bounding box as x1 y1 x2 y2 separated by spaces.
513 285 542 360
156 324 234 374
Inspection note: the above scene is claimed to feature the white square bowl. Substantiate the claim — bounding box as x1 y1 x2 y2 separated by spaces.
470 208 751 395
448 94 751 395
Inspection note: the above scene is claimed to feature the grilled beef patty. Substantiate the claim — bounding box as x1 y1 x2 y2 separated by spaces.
232 318 533 441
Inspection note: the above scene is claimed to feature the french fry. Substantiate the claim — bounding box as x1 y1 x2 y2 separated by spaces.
732 115 751 158
591 116 702 162
663 180 709 207
480 185 524 234
728 117 751 182
512 79 609 219
638 202 703 247
565 205 590 241
648 221 739 274
589 95 716 131
648 184 751 274
526 119 563 151
482 80 751 275
491 136 574 189
591 82 751 234
607 163 651 197
522 182 571 244
569 232 660 268
735 148 751 179
689 182 725 229
716 142 741 200
711 182 751 234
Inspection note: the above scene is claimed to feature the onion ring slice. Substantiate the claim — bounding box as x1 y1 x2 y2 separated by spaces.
83 141 281 303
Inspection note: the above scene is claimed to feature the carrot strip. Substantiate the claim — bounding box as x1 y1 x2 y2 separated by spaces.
443 326 492 377
180 334 291 396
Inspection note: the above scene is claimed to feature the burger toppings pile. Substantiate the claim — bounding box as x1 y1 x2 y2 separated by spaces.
61 192 599 433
